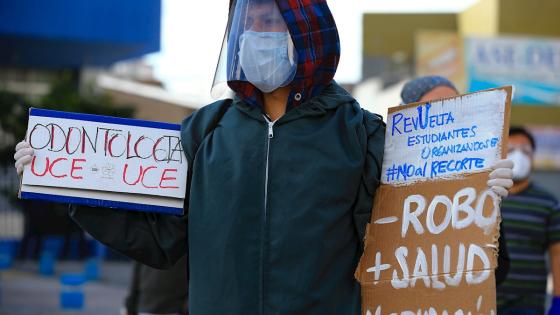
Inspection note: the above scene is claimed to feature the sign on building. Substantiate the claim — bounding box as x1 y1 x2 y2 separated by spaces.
466 37 560 105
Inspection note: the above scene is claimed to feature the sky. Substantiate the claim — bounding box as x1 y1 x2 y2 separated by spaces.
147 0 478 101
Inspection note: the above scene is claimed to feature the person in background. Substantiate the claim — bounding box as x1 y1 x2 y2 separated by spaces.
497 127 560 315
18 199 89 260
400 75 459 105
400 75 511 285
122 255 188 315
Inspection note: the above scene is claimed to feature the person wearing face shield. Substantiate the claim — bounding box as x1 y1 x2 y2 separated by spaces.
13 2 515 314
496 127 560 315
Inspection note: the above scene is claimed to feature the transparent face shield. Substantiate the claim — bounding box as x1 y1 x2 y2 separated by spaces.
211 0 298 98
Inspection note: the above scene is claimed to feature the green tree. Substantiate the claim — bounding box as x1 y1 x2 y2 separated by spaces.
0 71 134 165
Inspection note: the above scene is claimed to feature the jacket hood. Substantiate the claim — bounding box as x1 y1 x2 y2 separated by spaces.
227 0 341 111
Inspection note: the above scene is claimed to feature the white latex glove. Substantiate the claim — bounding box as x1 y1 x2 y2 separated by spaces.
487 159 514 198
14 140 34 176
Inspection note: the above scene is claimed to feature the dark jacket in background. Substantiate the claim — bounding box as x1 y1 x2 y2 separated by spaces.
496 221 510 285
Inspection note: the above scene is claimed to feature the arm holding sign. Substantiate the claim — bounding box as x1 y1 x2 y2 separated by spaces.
14 141 188 268
66 102 230 267
15 135 188 268
14 102 231 268
69 204 187 269
488 158 514 284
353 111 385 246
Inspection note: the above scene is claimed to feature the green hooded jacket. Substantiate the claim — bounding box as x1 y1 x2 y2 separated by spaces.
70 1 385 314
71 82 384 314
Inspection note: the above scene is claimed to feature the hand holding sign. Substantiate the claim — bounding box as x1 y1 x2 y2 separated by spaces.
487 159 514 197
14 140 34 176
18 109 188 215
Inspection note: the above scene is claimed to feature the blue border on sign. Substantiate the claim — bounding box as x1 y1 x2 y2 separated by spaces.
20 191 184 216
29 108 181 131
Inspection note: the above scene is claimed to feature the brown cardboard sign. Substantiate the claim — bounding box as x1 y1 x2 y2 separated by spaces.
356 87 512 315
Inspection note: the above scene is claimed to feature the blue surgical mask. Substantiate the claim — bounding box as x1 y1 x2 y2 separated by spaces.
238 31 297 93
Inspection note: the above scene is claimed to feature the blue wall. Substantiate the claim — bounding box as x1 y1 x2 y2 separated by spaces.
0 0 161 67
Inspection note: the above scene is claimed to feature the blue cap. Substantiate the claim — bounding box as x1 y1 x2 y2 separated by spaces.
401 75 458 104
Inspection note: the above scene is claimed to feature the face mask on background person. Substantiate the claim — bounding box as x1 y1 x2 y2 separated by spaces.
508 149 532 181
238 30 297 93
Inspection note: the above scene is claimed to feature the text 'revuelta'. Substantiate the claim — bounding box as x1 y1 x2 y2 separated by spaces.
382 90 507 185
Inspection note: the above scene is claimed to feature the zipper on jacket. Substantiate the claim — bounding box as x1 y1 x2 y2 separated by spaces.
261 115 275 315
263 115 275 218
264 119 274 210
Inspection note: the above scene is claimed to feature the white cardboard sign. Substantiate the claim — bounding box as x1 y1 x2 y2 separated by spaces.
20 108 187 214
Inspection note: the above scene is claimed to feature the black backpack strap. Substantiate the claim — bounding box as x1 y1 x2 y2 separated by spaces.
180 98 233 164
180 98 233 209
179 99 233 286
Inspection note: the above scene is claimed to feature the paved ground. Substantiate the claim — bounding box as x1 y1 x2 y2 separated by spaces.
0 261 132 315
0 260 554 314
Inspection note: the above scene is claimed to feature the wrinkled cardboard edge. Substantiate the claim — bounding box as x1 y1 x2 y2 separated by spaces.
355 85 513 285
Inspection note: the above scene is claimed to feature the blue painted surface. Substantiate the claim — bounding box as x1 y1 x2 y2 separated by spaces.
38 252 56 276
84 258 100 281
0 241 13 269
42 236 64 257
0 0 161 67
20 191 184 215
59 273 86 309
30 108 180 131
